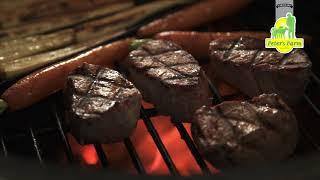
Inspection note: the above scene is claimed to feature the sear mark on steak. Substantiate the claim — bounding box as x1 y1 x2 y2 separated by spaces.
122 40 212 122
64 63 142 145
191 94 298 168
209 37 312 105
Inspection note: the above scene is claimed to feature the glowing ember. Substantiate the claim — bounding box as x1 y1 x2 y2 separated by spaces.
81 145 98 165
67 135 98 166
131 115 218 175
69 102 218 175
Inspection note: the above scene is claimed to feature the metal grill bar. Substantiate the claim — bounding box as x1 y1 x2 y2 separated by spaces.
311 72 320 85
304 72 320 116
124 138 146 174
140 108 180 175
140 105 211 174
119 69 205 175
304 94 320 116
29 127 43 164
1 136 7 157
202 72 223 104
51 105 74 163
94 144 109 168
171 118 211 175
301 73 320 151
143 108 158 117
51 100 146 172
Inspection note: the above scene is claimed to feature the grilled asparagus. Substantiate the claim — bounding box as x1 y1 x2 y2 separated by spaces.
0 32 118 80
0 0 193 80
0 1 134 39
0 0 129 28
0 0 191 39
0 29 75 62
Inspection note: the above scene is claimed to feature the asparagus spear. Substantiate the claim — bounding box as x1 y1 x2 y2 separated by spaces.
0 29 75 62
0 1 134 39
0 0 193 80
0 0 191 39
0 0 186 60
0 0 129 29
76 19 137 43
0 18 130 80
20 0 127 21
0 18 130 81
75 0 193 42
0 32 115 80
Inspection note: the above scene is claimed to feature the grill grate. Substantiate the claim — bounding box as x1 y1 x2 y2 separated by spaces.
51 104 74 163
124 138 146 174
0 68 319 175
171 118 210 175
304 94 320 116
1 136 7 157
29 127 43 164
140 107 180 175
94 144 109 168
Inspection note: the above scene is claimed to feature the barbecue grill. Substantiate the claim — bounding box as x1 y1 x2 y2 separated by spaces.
1 69 320 175
0 0 320 178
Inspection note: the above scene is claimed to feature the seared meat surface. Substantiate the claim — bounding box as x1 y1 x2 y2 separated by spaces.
191 94 298 167
209 37 311 104
122 40 211 122
64 63 141 145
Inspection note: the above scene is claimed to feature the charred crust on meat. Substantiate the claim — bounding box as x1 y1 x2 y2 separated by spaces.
208 37 312 104
121 39 212 121
191 94 298 168
127 40 203 87
64 63 142 145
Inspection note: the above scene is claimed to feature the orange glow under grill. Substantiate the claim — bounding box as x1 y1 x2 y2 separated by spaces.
68 102 217 175
81 145 98 165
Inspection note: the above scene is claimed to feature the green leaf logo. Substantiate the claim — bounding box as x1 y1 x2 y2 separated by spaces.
265 13 304 54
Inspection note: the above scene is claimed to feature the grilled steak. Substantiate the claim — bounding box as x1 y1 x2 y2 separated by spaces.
191 94 298 167
122 40 211 122
209 37 312 104
64 63 142 145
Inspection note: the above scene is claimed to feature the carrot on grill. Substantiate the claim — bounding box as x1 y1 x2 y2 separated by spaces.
137 0 252 37
155 31 270 60
155 31 312 60
1 39 132 112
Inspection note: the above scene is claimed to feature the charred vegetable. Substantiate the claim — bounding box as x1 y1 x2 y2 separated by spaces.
0 29 75 62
